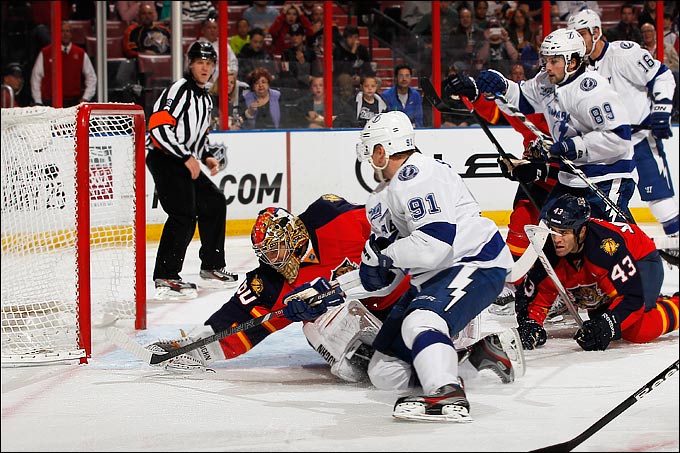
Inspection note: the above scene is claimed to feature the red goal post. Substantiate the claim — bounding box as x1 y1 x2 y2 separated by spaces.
1 103 146 365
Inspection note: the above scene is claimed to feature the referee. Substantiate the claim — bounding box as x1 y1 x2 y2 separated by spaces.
146 41 238 300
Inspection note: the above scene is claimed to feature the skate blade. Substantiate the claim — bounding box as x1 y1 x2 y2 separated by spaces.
393 404 472 423
198 278 239 289
153 287 198 300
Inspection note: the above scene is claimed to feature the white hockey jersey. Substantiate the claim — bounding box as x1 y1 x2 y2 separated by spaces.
364 153 513 287
505 66 635 188
587 40 677 144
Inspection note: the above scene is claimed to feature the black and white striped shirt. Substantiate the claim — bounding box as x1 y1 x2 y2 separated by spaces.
146 77 213 162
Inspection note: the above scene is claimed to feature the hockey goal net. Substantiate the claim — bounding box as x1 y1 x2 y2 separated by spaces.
1 103 146 365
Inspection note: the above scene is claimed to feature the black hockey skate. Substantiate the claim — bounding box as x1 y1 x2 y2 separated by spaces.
393 381 471 422
468 334 514 384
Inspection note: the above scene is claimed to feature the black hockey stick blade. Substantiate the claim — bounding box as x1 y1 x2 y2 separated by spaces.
419 77 473 115
530 359 679 452
658 249 679 267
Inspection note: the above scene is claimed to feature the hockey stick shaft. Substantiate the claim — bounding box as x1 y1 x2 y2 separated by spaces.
420 78 543 210
530 359 679 452
107 279 357 365
418 77 474 116
495 95 633 223
525 225 583 327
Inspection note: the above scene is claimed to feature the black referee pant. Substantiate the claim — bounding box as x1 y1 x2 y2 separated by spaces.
146 147 227 281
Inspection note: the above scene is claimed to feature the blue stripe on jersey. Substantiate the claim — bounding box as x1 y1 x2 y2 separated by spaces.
411 329 454 358
576 159 636 178
518 89 536 115
460 231 505 263
612 124 632 140
418 222 456 246
646 63 670 93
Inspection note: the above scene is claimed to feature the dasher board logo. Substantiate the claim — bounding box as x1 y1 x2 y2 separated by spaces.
90 145 114 205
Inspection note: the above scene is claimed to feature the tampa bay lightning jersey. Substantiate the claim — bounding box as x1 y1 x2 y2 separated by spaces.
364 153 514 287
505 66 635 188
587 40 677 145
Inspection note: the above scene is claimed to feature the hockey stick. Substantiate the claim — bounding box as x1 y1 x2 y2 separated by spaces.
419 78 542 210
418 77 474 116
525 224 584 327
494 95 634 224
107 279 358 365
530 359 679 452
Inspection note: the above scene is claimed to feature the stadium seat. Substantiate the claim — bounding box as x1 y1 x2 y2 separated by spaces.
86 36 124 60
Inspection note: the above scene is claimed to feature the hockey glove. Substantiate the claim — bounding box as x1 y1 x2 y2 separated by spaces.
517 317 547 350
476 69 508 98
282 277 343 322
548 137 580 161
513 161 548 184
359 235 396 292
650 101 673 139
574 311 620 351
443 73 479 102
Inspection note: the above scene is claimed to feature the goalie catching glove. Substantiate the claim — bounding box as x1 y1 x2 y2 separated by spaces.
282 277 345 322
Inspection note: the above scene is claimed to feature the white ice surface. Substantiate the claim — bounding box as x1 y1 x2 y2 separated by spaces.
2 226 678 452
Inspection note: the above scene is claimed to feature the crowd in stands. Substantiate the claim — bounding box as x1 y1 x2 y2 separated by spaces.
2 1 679 124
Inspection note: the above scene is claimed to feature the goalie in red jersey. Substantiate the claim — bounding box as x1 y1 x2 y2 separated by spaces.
516 194 679 351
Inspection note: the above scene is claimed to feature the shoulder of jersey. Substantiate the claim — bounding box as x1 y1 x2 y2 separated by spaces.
577 70 611 93
610 40 640 52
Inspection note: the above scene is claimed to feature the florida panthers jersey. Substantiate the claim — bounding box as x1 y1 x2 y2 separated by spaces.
505 66 635 188
588 40 676 143
204 195 409 359
365 152 514 287
523 219 658 331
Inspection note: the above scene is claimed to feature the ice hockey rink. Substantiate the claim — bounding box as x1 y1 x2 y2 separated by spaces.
2 225 678 452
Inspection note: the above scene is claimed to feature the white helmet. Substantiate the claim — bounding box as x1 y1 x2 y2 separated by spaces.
540 28 586 84
356 111 415 169
567 9 602 56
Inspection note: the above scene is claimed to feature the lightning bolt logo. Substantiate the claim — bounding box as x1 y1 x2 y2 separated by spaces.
444 267 475 311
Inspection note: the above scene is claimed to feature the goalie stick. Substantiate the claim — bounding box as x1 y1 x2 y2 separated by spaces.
530 359 679 452
419 77 541 210
107 279 361 365
525 224 584 327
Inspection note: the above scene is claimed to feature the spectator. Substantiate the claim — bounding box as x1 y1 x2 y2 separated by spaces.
641 22 680 71
381 64 424 128
30 21 97 107
182 1 216 22
509 62 526 82
122 3 171 58
440 62 475 127
115 1 156 22
637 1 657 29
473 0 491 30
664 12 679 53
230 19 251 55
279 23 322 90
300 0 316 23
242 0 280 32
288 75 339 128
209 68 249 130
268 3 314 56
1 63 27 108
353 74 387 127
326 79 357 129
156 1 171 22
308 4 341 57
516 1 543 22
333 25 373 88
243 67 282 129
507 7 535 54
446 6 486 76
237 28 278 82
477 18 519 77
605 4 643 44
192 13 238 89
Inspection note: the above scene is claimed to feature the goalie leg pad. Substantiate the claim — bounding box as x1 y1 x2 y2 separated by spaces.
303 299 382 382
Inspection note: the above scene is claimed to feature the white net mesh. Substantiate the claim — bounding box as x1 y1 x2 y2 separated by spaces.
1 105 142 364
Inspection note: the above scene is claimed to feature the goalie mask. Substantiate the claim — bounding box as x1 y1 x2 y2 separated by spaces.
356 111 415 171
567 9 603 56
540 29 586 85
251 207 310 283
